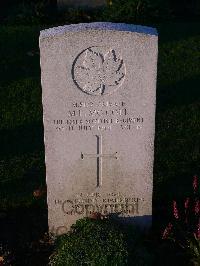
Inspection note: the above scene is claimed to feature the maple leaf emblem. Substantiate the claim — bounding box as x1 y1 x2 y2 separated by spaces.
73 47 126 95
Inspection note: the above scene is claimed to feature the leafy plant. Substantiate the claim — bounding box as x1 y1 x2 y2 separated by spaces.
162 175 200 265
0 244 14 266
49 218 128 266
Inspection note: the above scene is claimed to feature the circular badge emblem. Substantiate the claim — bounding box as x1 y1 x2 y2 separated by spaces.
72 46 126 96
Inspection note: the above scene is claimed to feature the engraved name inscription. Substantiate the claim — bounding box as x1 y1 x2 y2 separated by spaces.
53 101 144 131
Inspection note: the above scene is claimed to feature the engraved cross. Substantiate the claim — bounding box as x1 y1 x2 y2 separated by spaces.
81 135 117 187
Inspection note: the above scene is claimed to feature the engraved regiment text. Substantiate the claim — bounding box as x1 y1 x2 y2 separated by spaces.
53 101 144 132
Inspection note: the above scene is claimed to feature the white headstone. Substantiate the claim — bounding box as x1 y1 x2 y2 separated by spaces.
39 22 158 235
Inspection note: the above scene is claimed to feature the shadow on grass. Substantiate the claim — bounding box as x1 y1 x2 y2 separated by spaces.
0 122 44 159
0 26 40 86
0 203 52 265
157 75 200 112
153 75 200 228
157 22 200 43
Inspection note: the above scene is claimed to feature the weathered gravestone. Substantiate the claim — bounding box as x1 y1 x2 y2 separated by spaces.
39 22 158 235
58 0 106 9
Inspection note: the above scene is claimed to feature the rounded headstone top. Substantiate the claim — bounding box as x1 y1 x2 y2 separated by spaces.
40 22 158 39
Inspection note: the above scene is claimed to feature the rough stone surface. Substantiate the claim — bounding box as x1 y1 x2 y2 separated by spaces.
40 22 158 235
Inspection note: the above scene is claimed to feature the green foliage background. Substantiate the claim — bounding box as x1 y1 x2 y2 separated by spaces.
49 219 128 266
49 218 158 266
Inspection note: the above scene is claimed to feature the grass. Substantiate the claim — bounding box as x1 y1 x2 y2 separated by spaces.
154 23 200 201
0 26 45 210
0 20 199 264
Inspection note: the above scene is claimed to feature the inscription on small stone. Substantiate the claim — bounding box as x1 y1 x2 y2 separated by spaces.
40 22 158 235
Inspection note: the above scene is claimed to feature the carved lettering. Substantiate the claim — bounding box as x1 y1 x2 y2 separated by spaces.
62 200 75 215
59 196 143 216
